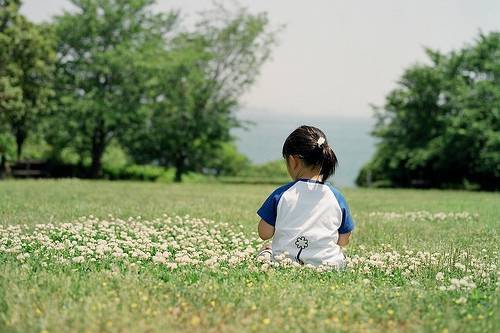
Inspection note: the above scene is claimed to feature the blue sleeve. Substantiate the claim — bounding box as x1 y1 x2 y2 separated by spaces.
257 192 279 227
257 181 296 227
338 204 355 234
328 185 355 234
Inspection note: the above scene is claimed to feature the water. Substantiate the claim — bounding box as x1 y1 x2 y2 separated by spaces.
232 111 377 187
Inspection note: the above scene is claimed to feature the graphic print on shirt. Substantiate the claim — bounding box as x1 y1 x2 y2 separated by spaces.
295 236 309 265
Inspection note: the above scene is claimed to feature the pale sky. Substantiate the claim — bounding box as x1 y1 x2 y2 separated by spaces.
21 0 500 118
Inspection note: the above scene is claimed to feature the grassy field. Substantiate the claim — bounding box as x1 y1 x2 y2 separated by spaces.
0 180 498 333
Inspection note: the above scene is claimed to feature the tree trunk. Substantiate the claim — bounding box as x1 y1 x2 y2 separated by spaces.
15 129 26 162
0 154 5 178
174 156 185 182
90 148 104 179
90 126 106 179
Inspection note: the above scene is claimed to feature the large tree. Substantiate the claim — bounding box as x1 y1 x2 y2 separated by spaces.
49 0 177 177
124 4 277 181
357 32 500 190
0 0 55 161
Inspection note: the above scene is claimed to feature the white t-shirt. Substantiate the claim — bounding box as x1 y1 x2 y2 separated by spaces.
257 178 355 266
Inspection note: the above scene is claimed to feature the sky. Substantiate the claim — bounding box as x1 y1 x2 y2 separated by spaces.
21 0 500 119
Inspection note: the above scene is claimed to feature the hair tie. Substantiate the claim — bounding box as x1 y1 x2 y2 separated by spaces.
317 137 326 148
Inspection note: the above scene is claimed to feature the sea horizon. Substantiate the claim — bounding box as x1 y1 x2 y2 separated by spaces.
232 110 377 187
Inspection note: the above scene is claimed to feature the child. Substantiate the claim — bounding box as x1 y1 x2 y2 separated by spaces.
256 125 354 267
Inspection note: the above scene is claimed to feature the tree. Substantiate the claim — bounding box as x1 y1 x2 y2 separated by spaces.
0 130 14 177
0 0 55 161
49 0 177 177
204 142 251 176
357 32 500 190
124 4 278 181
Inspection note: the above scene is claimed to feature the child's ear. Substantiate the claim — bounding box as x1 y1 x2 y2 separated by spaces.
290 155 300 170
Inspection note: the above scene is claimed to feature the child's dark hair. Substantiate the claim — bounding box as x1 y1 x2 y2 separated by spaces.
282 125 338 181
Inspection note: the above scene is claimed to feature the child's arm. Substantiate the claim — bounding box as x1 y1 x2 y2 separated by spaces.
258 219 275 240
337 232 351 247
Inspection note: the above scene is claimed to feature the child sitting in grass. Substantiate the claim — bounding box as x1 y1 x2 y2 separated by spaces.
256 125 354 267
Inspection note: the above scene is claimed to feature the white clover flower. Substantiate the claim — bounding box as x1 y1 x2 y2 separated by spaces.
0 213 496 288
152 253 166 264
257 253 271 263
72 256 84 263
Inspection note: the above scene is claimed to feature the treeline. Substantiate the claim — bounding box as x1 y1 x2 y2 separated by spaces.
357 32 500 191
0 0 278 181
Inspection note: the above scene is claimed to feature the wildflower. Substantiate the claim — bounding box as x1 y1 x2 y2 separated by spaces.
166 262 178 270
72 256 84 263
191 316 201 326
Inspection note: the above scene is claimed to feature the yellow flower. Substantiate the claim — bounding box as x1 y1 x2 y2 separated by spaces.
191 316 201 326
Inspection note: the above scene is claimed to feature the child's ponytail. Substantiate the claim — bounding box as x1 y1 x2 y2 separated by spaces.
282 125 339 182
319 143 338 182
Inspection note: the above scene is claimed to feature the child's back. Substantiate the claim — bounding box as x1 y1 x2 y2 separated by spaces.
257 125 354 267
258 178 353 266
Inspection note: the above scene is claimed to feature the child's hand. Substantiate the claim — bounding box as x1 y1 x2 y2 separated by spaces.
337 232 351 247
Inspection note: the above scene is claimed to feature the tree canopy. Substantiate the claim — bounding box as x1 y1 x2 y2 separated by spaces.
38 0 277 180
46 0 178 177
0 0 278 181
122 4 276 181
357 31 500 190
0 0 55 160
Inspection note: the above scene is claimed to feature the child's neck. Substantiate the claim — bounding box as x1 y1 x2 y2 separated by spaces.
295 169 323 182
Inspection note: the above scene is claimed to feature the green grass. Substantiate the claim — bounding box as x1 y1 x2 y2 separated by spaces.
0 180 498 333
